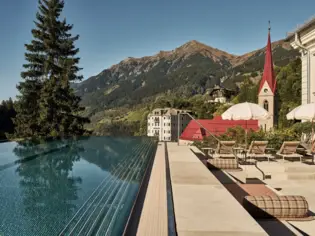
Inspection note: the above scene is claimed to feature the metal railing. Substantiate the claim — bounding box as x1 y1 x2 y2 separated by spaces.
177 112 222 145
177 112 267 180
177 112 237 160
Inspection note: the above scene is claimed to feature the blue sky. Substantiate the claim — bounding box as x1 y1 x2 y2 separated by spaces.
0 0 314 100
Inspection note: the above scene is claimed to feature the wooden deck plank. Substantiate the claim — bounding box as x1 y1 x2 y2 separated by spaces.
137 142 168 236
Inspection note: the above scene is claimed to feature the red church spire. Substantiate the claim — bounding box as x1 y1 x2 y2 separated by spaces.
258 21 276 94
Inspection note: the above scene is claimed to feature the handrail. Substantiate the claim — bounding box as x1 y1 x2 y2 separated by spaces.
177 112 238 161
178 112 222 143
177 112 268 180
254 161 265 180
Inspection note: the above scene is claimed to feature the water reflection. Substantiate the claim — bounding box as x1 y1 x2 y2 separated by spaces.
80 136 143 171
13 138 84 235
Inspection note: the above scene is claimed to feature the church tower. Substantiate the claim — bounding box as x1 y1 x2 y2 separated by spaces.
258 22 277 131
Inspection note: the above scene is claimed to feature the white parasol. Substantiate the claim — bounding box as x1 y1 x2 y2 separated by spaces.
222 102 270 147
287 103 315 147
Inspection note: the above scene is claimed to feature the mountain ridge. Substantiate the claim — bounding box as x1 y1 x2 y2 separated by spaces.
75 39 299 112
88 39 292 74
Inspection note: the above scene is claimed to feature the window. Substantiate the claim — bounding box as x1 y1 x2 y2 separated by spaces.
263 100 269 111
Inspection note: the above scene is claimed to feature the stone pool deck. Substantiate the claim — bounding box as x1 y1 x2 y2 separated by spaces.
167 143 267 236
136 142 315 235
136 142 267 235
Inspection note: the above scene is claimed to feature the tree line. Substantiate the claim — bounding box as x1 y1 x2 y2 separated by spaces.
0 98 16 140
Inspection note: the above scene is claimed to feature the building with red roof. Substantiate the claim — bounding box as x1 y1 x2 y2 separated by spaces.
180 116 258 142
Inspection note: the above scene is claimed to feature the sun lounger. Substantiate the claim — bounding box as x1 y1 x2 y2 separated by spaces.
246 141 273 162
212 141 236 159
276 141 303 162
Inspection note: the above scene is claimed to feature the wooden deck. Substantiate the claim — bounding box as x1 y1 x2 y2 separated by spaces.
136 142 168 236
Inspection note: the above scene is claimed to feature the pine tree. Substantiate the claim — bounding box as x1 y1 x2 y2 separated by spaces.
14 0 89 138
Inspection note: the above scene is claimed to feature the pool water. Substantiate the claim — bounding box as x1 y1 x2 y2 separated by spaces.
0 136 157 236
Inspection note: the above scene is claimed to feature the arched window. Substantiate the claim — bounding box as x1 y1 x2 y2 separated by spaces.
263 100 269 111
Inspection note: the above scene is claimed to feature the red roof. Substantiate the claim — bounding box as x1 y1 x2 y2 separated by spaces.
258 30 276 94
180 116 259 141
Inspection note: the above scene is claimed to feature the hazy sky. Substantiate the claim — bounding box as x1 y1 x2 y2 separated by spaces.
0 0 314 100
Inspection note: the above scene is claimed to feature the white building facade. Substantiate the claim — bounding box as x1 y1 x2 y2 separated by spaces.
286 17 315 105
147 108 191 141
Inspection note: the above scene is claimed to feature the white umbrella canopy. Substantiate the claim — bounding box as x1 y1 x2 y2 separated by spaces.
222 102 270 121
222 102 269 148
287 103 315 147
286 103 315 121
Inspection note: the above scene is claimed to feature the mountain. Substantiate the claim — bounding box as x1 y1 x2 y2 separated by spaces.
74 39 299 112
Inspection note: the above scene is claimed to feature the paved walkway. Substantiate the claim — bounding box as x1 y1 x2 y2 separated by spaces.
167 143 267 236
137 142 168 236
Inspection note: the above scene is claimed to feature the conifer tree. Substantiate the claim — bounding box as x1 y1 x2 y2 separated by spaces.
14 0 89 138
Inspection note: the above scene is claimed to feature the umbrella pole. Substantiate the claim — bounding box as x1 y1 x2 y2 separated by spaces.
245 120 248 149
245 129 248 149
312 119 314 150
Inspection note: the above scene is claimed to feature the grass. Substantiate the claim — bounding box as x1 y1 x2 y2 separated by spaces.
120 108 149 122
104 85 119 95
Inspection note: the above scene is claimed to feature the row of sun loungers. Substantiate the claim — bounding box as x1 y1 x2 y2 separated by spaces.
201 143 315 223
208 140 304 162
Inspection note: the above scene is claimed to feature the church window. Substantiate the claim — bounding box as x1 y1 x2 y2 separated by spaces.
263 100 269 111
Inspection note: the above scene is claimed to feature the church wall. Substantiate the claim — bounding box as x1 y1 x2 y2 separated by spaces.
258 81 274 131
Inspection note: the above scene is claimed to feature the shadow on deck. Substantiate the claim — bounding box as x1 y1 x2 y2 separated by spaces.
191 149 304 236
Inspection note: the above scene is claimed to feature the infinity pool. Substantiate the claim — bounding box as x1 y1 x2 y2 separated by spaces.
0 136 157 236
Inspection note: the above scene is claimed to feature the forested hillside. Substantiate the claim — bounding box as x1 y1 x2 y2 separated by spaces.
74 39 299 135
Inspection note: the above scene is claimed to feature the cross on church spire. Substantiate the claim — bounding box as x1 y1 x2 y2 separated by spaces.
268 20 271 32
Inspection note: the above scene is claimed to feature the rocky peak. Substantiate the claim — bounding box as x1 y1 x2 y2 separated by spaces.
174 40 236 62
178 40 210 51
